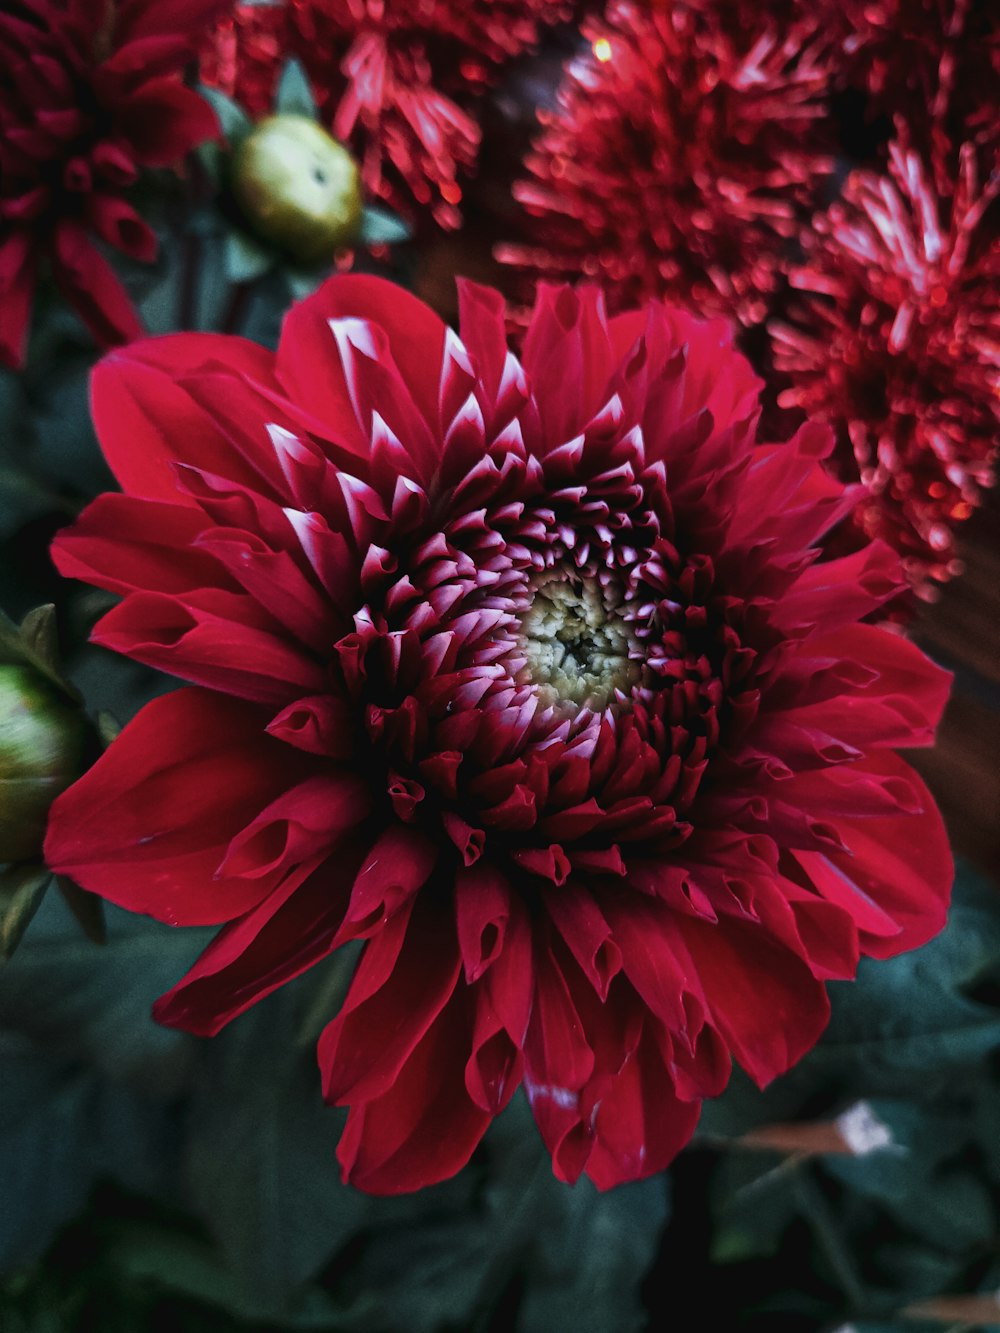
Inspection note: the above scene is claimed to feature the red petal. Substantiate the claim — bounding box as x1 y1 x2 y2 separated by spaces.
91 590 325 705
816 752 952 959
152 850 362 1036
52 223 144 349
121 79 220 165
335 989 491 1195
675 912 830 1087
586 1025 701 1189
276 274 448 452
0 232 35 369
90 335 279 502
52 494 234 596
45 689 307 925
320 898 461 1105
454 862 511 983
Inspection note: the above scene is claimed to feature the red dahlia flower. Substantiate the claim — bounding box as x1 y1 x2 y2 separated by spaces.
46 276 953 1193
0 0 226 368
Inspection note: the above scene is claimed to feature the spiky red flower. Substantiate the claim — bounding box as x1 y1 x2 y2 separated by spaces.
0 0 226 369
772 137 1000 596
497 0 835 325
200 0 289 119
201 0 570 229
46 276 952 1194
831 0 999 152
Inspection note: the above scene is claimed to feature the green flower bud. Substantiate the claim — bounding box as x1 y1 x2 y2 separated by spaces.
231 115 363 264
0 665 86 863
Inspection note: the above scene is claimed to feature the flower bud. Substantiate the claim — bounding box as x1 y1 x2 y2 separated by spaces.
0 665 86 862
231 115 363 264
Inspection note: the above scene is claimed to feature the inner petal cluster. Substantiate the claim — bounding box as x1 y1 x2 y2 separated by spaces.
517 570 639 710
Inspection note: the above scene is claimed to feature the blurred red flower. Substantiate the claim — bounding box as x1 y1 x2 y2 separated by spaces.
772 137 1000 596
47 275 952 1193
498 0 836 325
0 0 225 368
201 0 569 229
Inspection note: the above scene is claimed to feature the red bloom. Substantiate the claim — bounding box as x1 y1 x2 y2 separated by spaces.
772 137 1000 597
201 0 570 229
46 276 952 1194
497 0 836 324
0 0 225 368
830 0 1000 153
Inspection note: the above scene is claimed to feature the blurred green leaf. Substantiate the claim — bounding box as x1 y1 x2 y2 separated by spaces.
286 268 328 301
275 60 318 119
0 895 207 1095
0 470 60 542
359 205 412 248
224 230 274 285
0 1039 176 1274
516 1172 668 1333
814 870 1000 1090
53 876 106 947
182 976 373 1314
198 86 252 144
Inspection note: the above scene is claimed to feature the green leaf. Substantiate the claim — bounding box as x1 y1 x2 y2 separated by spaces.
708 1149 804 1264
0 469 60 542
275 59 318 119
18 606 59 675
94 711 121 748
182 976 374 1314
198 86 252 144
105 1222 374 1329
0 865 50 962
359 205 412 248
196 138 227 188
285 268 328 300
0 1039 177 1273
812 868 1000 1090
517 1173 668 1333
53 875 106 947
0 896 208 1095
224 230 274 285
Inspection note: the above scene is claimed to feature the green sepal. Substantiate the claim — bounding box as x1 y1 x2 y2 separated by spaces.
0 606 78 701
286 268 329 300
224 230 276 285
199 85 253 145
0 864 51 963
95 711 121 748
275 59 318 120
360 205 412 248
54 875 106 948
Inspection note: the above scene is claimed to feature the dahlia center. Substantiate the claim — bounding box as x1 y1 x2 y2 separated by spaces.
517 571 639 709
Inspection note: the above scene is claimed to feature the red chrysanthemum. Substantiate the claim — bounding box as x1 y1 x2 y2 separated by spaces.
0 0 227 369
831 0 999 154
200 0 570 229
772 137 1000 597
46 276 953 1194
200 0 290 119
497 0 836 325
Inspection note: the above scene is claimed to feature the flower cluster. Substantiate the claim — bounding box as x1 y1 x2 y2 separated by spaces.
497 0 835 324
0 0 226 368
46 277 952 1193
772 137 1000 595
201 0 569 229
